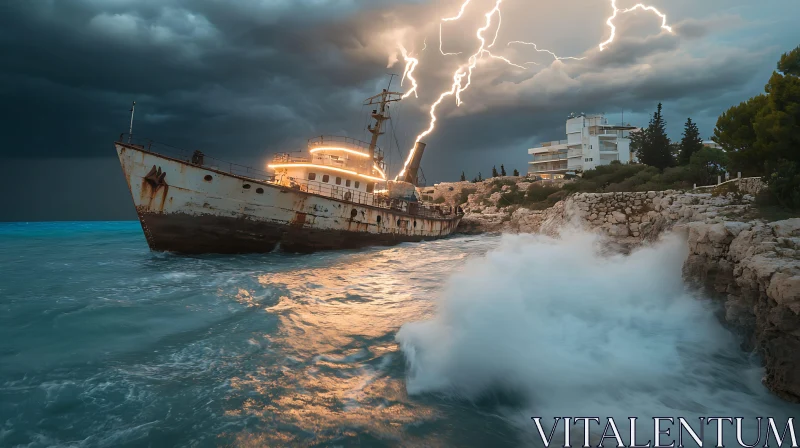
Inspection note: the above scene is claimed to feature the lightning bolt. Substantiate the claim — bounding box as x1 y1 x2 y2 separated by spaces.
488 9 501 48
599 0 673 51
507 41 586 61
398 0 503 179
439 0 472 56
395 0 673 180
484 50 535 69
454 0 504 106
399 45 420 99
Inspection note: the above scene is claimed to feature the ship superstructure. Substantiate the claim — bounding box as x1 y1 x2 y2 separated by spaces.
114 88 462 254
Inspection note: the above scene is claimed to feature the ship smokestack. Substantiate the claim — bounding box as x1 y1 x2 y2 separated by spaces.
403 142 426 186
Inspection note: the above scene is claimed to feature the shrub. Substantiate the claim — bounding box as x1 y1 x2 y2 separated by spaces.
526 184 561 202
546 190 568 203
764 159 800 209
457 187 477 205
499 184 526 205
490 178 517 194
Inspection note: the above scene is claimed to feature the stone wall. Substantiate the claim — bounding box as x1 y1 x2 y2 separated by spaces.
739 177 767 196
446 179 755 246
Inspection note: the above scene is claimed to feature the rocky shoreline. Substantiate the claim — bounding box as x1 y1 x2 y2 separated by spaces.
425 177 800 401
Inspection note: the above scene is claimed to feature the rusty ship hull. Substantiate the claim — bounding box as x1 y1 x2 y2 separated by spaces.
115 142 462 254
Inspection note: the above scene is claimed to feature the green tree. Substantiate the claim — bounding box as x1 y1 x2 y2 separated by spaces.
492 166 499 177
460 171 466 182
633 103 673 170
513 169 520 176
713 45 800 176
713 95 769 175
678 118 704 165
778 45 800 76
687 147 729 186
500 164 507 176
478 172 483 182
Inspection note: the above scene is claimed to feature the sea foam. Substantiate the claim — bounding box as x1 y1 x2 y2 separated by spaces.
396 230 790 434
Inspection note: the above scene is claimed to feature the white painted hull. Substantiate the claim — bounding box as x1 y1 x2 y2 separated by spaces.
115 143 462 253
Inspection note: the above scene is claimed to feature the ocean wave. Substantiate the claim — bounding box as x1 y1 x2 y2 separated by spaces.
396 230 794 433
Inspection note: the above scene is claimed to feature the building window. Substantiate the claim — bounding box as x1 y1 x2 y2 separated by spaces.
346 179 351 187
308 173 317 181
322 174 330 183
354 181 360 189
366 182 374 193
336 177 342 185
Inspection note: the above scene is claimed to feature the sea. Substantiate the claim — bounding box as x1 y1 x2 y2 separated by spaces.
0 222 797 448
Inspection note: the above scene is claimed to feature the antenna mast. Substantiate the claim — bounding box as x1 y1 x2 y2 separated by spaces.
363 86 403 161
128 101 136 144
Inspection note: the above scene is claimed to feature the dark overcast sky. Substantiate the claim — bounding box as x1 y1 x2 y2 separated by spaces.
1 0 798 221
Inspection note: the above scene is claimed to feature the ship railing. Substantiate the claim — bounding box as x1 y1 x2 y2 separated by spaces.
307 136 384 161
272 153 311 164
281 178 457 219
118 134 275 182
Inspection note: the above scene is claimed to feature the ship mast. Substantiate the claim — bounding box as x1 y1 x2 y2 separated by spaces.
363 88 403 163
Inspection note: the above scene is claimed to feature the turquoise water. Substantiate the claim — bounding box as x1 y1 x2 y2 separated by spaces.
0 222 517 447
0 223 796 447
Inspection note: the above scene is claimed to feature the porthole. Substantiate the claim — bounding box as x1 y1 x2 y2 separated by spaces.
350 209 358 219
256 188 264 194
204 175 213 182
322 175 330 183
243 184 251 189
376 215 382 225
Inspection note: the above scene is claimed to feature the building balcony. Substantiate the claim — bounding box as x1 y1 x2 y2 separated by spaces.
540 139 568 147
530 153 569 163
529 167 570 174
528 162 568 173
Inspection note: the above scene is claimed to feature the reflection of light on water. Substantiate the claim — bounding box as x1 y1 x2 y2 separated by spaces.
218 240 488 446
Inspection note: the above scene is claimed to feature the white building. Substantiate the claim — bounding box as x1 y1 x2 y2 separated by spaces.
528 113 639 179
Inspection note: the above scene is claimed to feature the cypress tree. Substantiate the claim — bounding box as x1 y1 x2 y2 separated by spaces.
500 164 507 176
492 166 499 177
635 103 673 170
513 169 520 176
460 171 467 182
678 118 703 165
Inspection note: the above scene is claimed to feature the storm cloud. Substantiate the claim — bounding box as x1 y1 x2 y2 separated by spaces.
1 0 797 220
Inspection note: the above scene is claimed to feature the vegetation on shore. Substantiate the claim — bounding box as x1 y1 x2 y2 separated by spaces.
456 45 800 216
